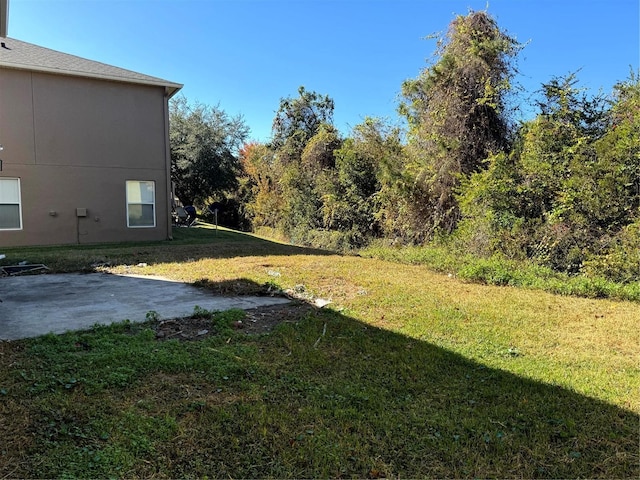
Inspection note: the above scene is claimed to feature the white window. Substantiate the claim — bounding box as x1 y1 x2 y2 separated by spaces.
0 178 22 230
126 180 156 228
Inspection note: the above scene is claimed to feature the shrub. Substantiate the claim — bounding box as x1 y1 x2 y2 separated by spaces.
582 219 640 283
458 257 525 286
289 227 364 253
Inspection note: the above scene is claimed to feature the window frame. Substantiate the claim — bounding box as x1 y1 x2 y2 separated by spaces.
126 180 156 228
0 177 23 231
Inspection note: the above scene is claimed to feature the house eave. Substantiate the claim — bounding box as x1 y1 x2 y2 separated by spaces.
0 60 183 95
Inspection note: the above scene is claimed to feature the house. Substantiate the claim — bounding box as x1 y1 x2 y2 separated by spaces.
0 25 182 246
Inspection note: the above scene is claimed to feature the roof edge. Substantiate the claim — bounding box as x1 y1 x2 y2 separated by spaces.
0 36 182 96
0 60 183 95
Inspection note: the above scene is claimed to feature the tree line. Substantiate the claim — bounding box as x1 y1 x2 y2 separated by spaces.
170 10 639 284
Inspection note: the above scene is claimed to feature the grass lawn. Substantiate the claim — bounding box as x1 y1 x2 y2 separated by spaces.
1 224 638 478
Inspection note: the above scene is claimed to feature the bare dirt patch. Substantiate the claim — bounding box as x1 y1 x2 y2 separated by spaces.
153 301 317 341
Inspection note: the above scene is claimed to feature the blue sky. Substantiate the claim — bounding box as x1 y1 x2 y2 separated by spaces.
7 0 639 142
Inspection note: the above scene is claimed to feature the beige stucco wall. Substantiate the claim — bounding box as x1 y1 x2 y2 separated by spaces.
0 68 171 246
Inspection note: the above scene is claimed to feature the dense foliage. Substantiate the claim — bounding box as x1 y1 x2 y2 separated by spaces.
169 96 248 207
398 11 521 238
456 73 639 278
170 10 639 284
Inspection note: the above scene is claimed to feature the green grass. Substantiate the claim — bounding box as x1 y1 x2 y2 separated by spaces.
1 225 638 478
360 242 640 302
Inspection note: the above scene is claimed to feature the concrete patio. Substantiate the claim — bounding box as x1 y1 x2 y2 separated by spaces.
0 272 290 340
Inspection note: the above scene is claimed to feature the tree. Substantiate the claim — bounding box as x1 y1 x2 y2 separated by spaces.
455 73 634 274
238 142 284 229
561 72 640 276
322 133 381 239
535 72 609 139
269 86 334 163
301 124 342 171
399 10 521 236
336 118 405 240
258 87 337 240
169 95 248 207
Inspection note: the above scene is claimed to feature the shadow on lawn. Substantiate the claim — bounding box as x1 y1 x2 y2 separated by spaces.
117 226 336 270
0 279 637 478
169 225 335 258
0 225 336 273
253 308 639 479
